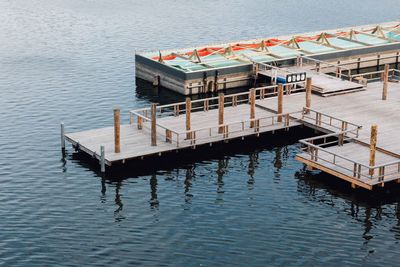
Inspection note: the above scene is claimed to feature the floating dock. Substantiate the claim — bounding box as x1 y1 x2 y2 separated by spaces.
65 61 400 190
136 21 400 95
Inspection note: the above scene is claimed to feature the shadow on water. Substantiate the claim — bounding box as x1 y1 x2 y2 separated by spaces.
68 124 400 237
295 166 400 242
69 126 312 180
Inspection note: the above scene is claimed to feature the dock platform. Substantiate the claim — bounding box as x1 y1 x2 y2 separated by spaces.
65 66 400 190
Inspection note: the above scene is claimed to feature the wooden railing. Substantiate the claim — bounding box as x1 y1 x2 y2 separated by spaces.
129 82 305 121
301 107 362 138
299 53 400 82
299 131 400 182
350 68 400 83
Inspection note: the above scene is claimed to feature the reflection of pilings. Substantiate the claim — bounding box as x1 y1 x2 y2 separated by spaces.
184 166 195 203
114 180 124 221
350 202 359 218
247 152 259 178
150 174 159 208
217 158 228 192
362 207 372 241
274 147 282 170
395 204 400 240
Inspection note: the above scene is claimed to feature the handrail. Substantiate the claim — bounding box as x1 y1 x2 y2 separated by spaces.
302 107 362 130
129 81 306 120
299 131 400 181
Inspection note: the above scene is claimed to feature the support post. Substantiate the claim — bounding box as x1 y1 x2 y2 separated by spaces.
218 93 224 133
277 84 283 122
305 77 312 114
114 107 120 153
382 64 389 100
369 124 378 176
186 97 191 139
61 122 65 151
250 89 256 128
100 145 105 173
151 103 157 146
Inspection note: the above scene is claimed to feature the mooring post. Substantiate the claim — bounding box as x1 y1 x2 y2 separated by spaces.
61 122 65 151
100 145 105 173
186 97 191 139
218 93 224 134
250 89 256 128
151 103 157 146
114 107 121 153
369 124 378 176
382 64 389 100
305 77 312 114
277 84 283 122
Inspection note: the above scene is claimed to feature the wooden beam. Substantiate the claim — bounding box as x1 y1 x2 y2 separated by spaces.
186 97 192 139
305 77 312 113
250 89 256 128
151 103 157 146
369 124 378 175
114 107 120 153
277 84 283 122
218 93 224 134
382 64 389 100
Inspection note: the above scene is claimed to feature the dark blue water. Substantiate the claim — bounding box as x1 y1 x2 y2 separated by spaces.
1 0 400 266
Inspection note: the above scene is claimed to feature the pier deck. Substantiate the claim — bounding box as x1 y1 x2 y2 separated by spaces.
65 68 400 190
257 78 400 189
65 87 305 165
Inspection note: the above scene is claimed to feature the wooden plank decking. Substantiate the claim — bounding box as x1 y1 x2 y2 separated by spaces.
65 70 400 189
65 92 303 165
257 80 400 189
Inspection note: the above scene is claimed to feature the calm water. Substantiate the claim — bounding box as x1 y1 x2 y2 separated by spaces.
1 0 400 266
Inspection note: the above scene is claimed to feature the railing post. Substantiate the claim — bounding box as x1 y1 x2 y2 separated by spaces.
165 129 172 143
369 124 378 176
186 97 192 139
137 116 143 130
382 64 389 100
114 107 121 153
305 77 312 114
336 64 340 78
277 84 283 122
61 122 65 151
151 103 157 146
250 89 256 128
218 93 224 133
100 145 105 173
204 99 209 111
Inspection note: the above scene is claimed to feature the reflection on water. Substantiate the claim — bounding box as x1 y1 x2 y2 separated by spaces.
3 0 400 265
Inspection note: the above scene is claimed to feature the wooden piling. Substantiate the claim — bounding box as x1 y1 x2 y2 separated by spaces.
305 77 312 114
369 124 378 176
250 89 256 128
165 129 172 143
114 107 120 153
382 64 389 100
186 97 192 139
277 84 283 122
151 103 157 146
218 93 224 133
61 122 65 151
138 116 143 129
100 145 105 173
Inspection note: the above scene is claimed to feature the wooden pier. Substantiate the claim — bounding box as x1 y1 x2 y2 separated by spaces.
64 64 400 190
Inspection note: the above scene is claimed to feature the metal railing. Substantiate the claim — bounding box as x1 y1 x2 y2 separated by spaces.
301 107 362 138
129 82 306 121
299 131 400 182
